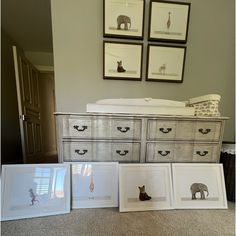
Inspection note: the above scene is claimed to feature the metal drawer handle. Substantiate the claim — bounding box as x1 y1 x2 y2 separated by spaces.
117 127 130 133
116 150 129 156
196 151 208 156
159 128 172 134
198 128 211 134
75 149 88 155
73 125 88 132
158 151 170 156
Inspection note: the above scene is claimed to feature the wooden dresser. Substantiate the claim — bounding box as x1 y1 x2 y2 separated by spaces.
55 113 228 163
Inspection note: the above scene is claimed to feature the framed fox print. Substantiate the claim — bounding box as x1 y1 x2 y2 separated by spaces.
119 164 173 212
1 164 70 221
104 0 145 39
172 163 228 209
148 0 191 43
104 41 143 81
146 44 186 83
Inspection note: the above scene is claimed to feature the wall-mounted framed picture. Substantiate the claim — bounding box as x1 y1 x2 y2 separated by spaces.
148 0 191 43
146 44 186 83
103 0 145 39
71 162 119 209
104 41 143 81
119 164 173 212
172 163 228 209
1 164 71 221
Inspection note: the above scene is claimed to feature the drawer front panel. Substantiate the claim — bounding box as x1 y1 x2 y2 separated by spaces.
147 120 194 140
63 141 140 162
193 144 220 162
195 121 221 141
62 116 141 139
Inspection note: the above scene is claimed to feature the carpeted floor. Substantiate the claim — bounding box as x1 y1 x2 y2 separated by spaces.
1 202 235 236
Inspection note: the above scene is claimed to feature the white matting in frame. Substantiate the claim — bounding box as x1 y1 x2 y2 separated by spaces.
71 162 119 209
172 163 228 209
1 163 70 221
119 164 173 212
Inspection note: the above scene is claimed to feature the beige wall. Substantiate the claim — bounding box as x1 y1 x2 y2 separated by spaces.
51 0 235 141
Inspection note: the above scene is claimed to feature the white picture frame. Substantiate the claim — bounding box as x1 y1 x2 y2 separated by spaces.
119 164 173 212
104 41 143 81
172 163 228 209
71 162 119 209
104 0 145 39
146 44 186 83
1 164 70 221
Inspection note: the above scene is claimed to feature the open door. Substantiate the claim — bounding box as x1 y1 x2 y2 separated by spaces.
13 46 43 163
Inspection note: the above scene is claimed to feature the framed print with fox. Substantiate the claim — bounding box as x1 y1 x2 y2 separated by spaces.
119 163 173 212
104 0 145 39
172 163 228 209
1 164 70 221
104 41 143 81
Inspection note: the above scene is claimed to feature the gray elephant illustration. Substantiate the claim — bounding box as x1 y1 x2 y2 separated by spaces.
117 15 131 30
190 183 209 200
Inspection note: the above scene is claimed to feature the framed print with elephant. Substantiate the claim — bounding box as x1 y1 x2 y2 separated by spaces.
119 164 174 212
146 44 186 83
148 0 191 43
172 164 228 209
104 41 143 81
104 0 145 39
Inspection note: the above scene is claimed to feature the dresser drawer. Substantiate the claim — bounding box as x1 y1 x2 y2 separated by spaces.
62 116 141 140
63 141 140 162
194 121 222 141
193 144 220 162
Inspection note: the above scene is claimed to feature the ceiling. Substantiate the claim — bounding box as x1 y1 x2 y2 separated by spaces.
2 0 53 52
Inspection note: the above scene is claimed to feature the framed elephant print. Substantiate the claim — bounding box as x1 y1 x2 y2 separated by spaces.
148 0 191 43
172 164 228 209
71 162 119 209
104 0 145 39
1 164 71 221
119 164 174 212
146 44 186 83
104 41 143 81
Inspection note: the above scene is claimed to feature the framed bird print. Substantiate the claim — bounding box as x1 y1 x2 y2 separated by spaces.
172 163 228 209
148 0 191 43
103 0 145 39
104 41 143 81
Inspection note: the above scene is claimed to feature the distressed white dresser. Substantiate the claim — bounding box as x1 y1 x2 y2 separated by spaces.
55 113 228 163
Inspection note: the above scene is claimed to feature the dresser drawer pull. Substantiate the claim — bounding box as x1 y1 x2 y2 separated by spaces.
196 151 208 156
198 128 211 134
117 127 130 133
73 125 88 132
159 128 172 134
158 150 171 156
116 150 129 156
75 149 88 155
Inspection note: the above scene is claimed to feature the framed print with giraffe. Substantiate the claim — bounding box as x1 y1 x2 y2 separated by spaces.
71 162 119 209
1 163 71 221
148 0 191 43
104 41 143 81
146 44 186 83
103 0 145 39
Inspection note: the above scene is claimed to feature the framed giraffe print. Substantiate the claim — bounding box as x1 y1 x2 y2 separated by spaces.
103 0 145 39
71 162 119 209
104 41 143 81
146 44 186 83
1 164 70 221
172 163 228 209
148 0 191 43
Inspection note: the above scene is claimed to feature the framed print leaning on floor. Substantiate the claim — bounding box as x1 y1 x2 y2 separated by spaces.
119 163 173 212
104 0 145 39
104 41 143 81
146 44 186 83
1 163 70 221
172 163 228 209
